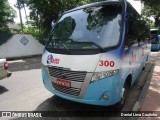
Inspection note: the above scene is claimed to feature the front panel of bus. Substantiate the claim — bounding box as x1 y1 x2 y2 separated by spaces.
41 2 127 106
151 35 160 51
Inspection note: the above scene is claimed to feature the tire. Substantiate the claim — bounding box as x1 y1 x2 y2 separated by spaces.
114 81 129 111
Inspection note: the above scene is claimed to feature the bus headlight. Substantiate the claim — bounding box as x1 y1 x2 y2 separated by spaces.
91 69 119 82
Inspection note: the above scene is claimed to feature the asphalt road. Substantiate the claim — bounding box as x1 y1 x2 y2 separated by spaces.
0 52 158 120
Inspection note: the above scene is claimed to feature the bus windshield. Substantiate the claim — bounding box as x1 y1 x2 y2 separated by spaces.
150 30 158 35
151 36 159 44
46 4 122 54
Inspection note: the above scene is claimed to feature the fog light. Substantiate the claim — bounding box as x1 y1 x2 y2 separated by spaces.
103 94 109 100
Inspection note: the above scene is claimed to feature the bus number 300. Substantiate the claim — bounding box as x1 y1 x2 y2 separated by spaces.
99 60 115 67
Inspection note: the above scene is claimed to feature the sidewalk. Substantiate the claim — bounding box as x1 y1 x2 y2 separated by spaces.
138 52 160 120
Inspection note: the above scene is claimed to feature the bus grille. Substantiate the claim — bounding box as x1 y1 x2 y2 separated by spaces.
52 82 81 96
48 66 87 82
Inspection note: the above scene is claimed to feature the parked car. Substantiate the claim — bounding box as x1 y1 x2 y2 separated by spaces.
0 59 12 80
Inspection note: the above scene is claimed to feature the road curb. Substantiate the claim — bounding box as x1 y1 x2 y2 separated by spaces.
6 55 41 61
128 57 156 120
8 56 42 69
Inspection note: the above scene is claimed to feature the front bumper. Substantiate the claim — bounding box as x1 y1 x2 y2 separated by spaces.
41 68 122 106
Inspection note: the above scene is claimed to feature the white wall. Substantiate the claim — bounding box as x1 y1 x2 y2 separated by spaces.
0 34 45 59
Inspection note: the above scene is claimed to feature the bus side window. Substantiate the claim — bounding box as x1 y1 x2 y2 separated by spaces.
126 16 138 47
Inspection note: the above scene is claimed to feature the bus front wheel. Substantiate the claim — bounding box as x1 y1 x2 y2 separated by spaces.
115 81 130 111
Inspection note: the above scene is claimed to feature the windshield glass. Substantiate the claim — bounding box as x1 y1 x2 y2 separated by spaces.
151 36 159 44
46 4 122 54
150 30 159 35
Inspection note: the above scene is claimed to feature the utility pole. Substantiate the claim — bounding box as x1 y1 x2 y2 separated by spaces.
23 3 29 25
14 0 24 32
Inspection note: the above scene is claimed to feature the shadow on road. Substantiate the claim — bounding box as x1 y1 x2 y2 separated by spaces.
11 96 121 120
33 95 121 119
35 95 113 112
8 56 41 72
0 85 9 95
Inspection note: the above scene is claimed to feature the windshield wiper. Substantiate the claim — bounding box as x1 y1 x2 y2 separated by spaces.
75 41 105 52
88 42 105 52
57 41 70 53
47 39 70 53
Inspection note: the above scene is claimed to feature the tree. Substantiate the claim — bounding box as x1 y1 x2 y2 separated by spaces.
14 0 24 31
141 0 160 28
0 0 15 46
26 0 100 35
0 0 15 29
14 0 29 32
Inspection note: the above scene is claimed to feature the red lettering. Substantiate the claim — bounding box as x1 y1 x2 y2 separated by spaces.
52 58 60 64
131 54 136 61
110 61 115 67
99 60 115 67
104 61 109 66
99 60 103 66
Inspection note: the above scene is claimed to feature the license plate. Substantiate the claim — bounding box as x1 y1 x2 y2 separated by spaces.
56 79 71 88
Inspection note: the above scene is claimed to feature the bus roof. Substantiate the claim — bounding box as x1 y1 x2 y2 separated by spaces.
63 0 140 18
150 29 159 31
64 0 124 15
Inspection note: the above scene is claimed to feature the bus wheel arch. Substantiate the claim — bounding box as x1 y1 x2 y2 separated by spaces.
121 75 132 104
115 74 132 110
124 74 132 88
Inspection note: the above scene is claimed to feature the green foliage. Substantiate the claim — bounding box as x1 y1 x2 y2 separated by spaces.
142 16 154 29
22 26 46 45
0 0 15 21
142 0 160 29
0 0 15 25
0 32 13 46
24 0 102 43
0 0 15 46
